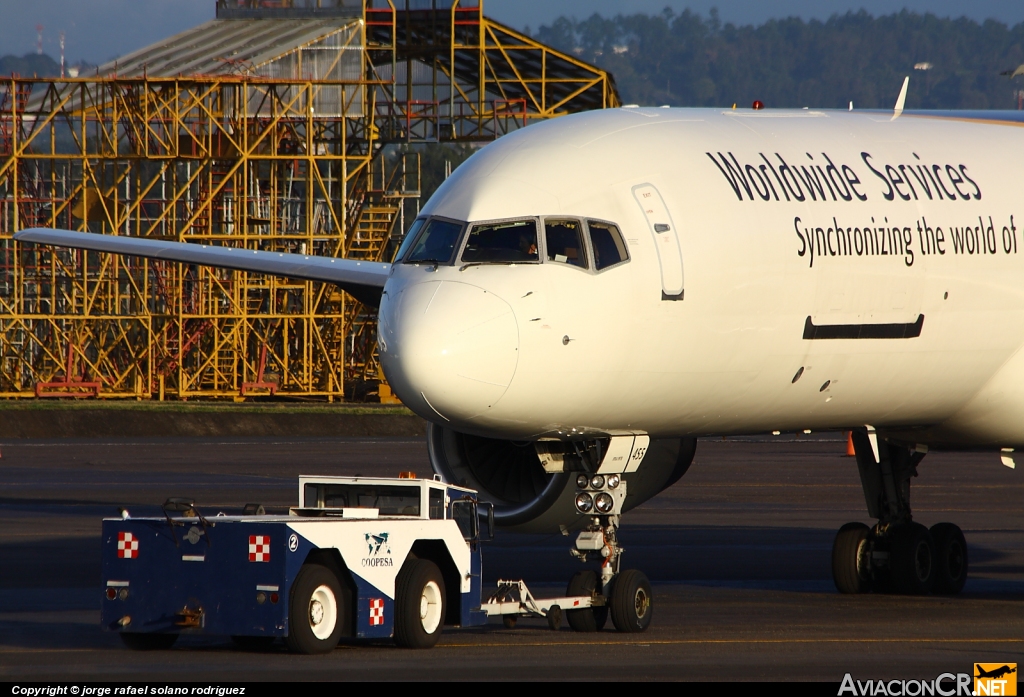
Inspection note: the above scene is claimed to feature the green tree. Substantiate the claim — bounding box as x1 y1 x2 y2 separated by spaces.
537 10 1024 110
0 53 61 78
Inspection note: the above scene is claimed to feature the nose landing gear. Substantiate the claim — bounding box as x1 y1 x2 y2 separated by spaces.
483 469 654 633
567 475 653 632
832 429 968 595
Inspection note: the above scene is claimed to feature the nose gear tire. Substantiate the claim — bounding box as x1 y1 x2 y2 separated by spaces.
610 569 653 633
565 570 608 632
832 522 872 594
286 564 345 654
929 522 968 595
394 559 446 648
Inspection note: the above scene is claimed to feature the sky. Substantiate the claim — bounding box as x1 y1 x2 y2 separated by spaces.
1 0 1022 65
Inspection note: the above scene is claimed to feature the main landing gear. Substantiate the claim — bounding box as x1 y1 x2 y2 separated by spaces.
832 429 968 595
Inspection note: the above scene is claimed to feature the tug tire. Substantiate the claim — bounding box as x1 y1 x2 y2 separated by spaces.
285 564 344 654
394 559 446 649
547 605 563 631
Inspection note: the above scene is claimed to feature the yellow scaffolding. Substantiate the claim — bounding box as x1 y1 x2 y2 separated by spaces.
367 0 620 140
0 0 619 401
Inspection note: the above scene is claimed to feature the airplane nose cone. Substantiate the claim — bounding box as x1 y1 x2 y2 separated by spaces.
379 280 519 422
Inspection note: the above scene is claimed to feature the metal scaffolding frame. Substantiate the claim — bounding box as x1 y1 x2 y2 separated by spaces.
365 0 620 142
0 0 619 401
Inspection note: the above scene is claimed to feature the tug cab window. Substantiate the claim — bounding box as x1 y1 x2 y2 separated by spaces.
303 483 318 507
545 219 588 269
461 219 539 263
428 487 445 520
312 484 422 516
588 221 629 270
451 499 478 540
398 218 463 264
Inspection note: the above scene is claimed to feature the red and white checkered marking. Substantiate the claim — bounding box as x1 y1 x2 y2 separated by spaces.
117 531 138 559
369 598 384 626
248 535 270 562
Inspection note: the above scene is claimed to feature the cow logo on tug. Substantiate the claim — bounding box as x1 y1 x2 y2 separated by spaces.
363 532 393 567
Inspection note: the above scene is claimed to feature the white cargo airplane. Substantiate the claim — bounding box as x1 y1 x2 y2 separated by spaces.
16 95 1024 603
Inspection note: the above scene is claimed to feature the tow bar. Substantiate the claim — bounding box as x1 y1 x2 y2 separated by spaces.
482 579 599 630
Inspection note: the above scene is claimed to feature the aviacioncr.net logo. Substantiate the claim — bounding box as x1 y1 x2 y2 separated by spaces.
839 673 973 696
974 663 1017 696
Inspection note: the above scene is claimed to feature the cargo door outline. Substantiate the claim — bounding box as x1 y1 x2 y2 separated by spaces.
632 183 684 300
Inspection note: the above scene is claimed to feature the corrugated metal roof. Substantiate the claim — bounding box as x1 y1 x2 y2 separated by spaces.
97 18 362 77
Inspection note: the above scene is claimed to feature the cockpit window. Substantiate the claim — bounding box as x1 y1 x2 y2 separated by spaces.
588 220 629 270
394 218 425 262
545 218 588 269
400 218 463 264
461 219 539 263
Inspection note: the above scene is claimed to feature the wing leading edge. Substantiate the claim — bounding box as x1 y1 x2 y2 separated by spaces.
13 228 388 307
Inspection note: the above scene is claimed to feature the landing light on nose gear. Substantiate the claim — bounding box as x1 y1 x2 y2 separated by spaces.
832 428 969 596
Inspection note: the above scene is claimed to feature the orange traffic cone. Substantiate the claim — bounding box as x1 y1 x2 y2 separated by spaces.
845 431 856 457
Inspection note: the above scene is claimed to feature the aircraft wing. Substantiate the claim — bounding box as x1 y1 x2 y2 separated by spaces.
13 228 389 307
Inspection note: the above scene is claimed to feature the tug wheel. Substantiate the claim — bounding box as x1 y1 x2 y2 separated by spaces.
547 605 563 630
565 570 608 632
610 569 653 633
395 558 446 648
285 563 344 654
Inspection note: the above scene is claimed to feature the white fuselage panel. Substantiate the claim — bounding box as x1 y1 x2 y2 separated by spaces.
378 108 1024 447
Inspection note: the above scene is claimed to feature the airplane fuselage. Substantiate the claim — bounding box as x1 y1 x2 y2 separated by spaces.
379 107 1024 448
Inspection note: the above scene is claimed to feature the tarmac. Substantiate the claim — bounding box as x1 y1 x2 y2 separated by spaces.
0 434 1020 681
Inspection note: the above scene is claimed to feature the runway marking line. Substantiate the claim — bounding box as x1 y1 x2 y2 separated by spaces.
0 638 1020 654
0 648 97 653
435 637 1024 649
